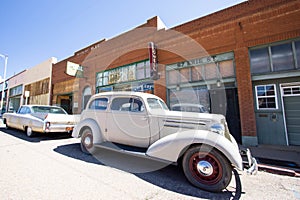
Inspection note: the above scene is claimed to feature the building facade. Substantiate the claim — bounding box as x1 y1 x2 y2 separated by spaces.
5 0 297 146
24 57 57 105
6 70 26 112
4 57 56 112
51 41 99 114
56 0 298 146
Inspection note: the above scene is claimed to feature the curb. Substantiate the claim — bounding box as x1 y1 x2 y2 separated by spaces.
258 164 300 177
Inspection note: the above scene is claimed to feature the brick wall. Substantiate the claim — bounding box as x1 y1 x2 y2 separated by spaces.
157 0 300 137
51 0 300 137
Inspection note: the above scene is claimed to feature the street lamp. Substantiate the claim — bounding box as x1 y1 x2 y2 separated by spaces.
0 53 8 113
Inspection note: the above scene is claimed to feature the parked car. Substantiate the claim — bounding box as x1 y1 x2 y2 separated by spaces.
3 105 78 137
171 103 209 113
72 91 257 192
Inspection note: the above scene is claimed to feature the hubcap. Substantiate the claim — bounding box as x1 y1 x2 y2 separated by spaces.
189 151 223 185
27 127 32 136
197 161 213 176
84 136 92 146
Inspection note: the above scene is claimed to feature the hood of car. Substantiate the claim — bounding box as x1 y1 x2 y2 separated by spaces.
150 109 225 127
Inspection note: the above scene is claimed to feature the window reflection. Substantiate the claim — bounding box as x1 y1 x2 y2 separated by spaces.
271 43 294 71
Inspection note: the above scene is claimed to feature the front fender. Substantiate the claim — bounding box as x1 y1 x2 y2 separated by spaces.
72 119 104 144
146 130 243 170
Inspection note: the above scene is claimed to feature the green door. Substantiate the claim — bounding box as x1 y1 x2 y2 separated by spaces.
283 95 300 146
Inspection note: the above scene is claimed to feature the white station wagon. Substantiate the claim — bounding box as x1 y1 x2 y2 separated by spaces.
72 91 257 192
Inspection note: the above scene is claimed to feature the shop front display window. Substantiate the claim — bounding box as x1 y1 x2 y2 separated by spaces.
180 67 190 83
219 60 235 77
167 70 179 85
191 66 203 81
250 39 300 75
136 62 145 80
169 87 210 113
204 63 218 80
271 43 294 71
96 60 150 93
250 47 270 74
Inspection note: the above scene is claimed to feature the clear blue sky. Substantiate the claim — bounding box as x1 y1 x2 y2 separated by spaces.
0 0 245 78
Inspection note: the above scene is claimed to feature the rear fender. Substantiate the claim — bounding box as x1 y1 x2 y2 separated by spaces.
72 119 104 144
146 130 243 170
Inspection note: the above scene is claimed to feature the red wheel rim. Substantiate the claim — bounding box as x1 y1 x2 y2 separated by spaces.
189 152 223 185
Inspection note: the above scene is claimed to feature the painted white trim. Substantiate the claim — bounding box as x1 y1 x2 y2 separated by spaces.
255 84 278 110
280 82 300 146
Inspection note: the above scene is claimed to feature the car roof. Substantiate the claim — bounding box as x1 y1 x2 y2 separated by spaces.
21 105 63 108
171 103 205 108
91 91 163 100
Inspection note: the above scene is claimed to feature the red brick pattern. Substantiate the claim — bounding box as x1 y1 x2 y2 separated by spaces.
52 0 300 138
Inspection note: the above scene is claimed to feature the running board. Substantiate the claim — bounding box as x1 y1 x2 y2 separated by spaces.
94 142 174 165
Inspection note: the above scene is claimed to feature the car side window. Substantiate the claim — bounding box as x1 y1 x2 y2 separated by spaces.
24 107 31 114
18 107 26 114
89 98 108 110
18 107 23 114
111 97 144 112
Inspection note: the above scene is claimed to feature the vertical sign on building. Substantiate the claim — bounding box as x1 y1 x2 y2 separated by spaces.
148 42 160 80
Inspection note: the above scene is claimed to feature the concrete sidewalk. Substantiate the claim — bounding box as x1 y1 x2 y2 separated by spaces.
249 145 300 177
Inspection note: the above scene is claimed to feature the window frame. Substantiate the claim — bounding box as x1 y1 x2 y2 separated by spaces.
88 97 109 110
110 97 145 112
249 39 300 75
255 84 278 110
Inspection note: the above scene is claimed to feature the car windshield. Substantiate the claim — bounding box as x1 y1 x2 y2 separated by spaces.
147 98 169 110
32 106 66 114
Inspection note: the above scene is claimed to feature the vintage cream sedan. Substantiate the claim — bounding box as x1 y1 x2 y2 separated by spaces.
72 91 257 192
3 105 78 137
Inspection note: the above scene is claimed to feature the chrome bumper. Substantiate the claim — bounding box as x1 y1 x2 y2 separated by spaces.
240 148 258 175
44 125 74 133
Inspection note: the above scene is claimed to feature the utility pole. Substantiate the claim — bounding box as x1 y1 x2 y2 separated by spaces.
0 54 8 113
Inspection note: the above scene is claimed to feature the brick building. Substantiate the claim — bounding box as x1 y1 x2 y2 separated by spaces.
51 0 300 146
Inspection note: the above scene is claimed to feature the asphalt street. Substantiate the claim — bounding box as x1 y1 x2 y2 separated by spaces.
0 127 299 200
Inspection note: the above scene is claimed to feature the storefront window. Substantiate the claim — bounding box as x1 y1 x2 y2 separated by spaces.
204 63 218 80
167 70 179 85
180 68 190 83
255 84 278 109
169 87 210 113
191 66 203 81
271 43 294 71
128 64 136 81
136 62 145 80
219 60 235 77
250 47 270 74
283 86 300 96
120 67 129 82
96 73 103 87
250 39 300 74
103 71 109 85
96 60 150 92
9 85 23 96
166 52 235 85
145 61 151 78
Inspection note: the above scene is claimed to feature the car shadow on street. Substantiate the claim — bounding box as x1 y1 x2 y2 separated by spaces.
0 127 72 143
54 143 244 199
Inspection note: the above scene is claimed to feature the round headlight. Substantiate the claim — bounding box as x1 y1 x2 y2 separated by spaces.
210 123 225 135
